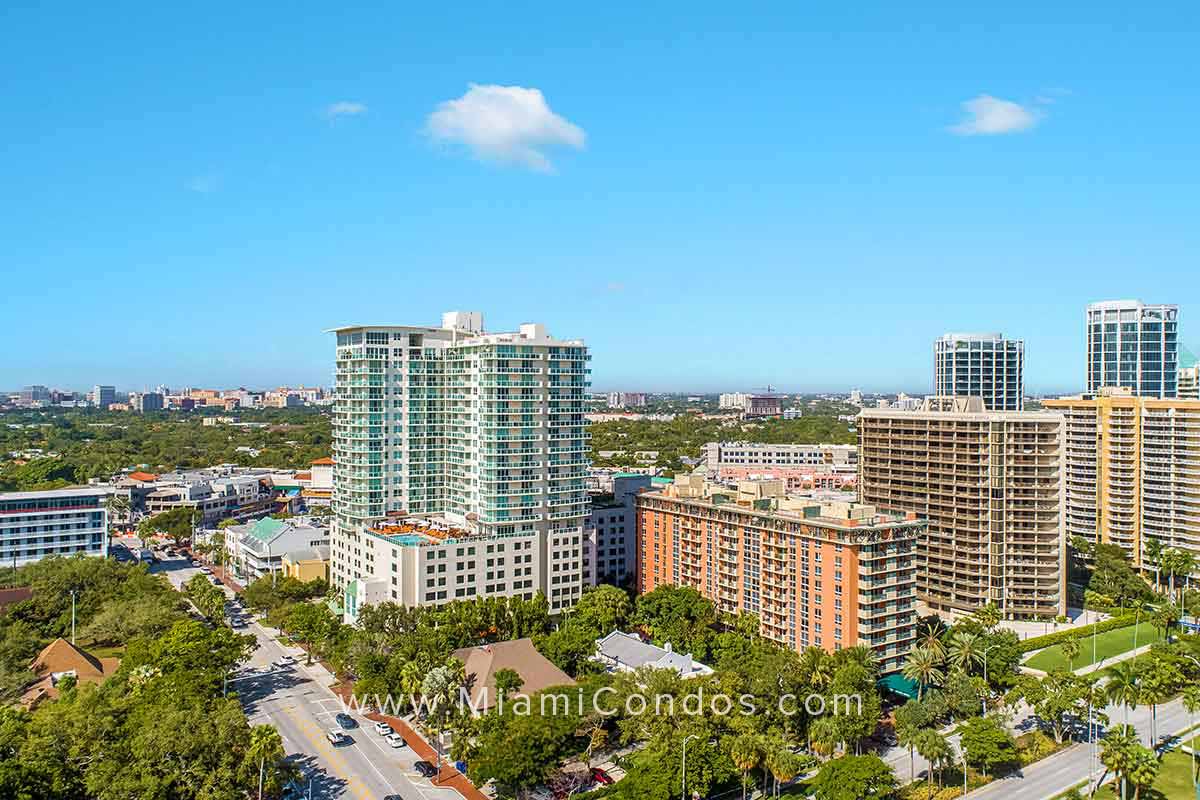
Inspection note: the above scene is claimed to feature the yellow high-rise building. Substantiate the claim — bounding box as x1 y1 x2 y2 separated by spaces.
1044 389 1200 569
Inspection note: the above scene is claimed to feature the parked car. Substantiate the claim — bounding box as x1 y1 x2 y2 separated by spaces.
325 730 351 746
385 733 406 749
374 721 393 736
272 656 296 668
334 713 357 730
413 761 437 778
590 768 614 786
190 560 201 567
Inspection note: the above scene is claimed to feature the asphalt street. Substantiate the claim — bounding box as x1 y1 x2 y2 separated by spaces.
150 550 461 800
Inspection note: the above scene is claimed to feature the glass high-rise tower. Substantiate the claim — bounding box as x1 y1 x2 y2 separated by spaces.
1087 300 1179 398
934 333 1024 411
329 312 591 612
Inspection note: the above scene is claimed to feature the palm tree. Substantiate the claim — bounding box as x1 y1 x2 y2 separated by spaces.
1150 604 1179 645
1164 548 1197 604
916 620 947 661
764 746 803 799
1183 685 1200 786
903 647 945 701
800 647 834 690
729 733 762 800
1144 537 1164 591
946 631 983 673
1139 658 1184 748
1105 662 1142 726
248 725 284 800
914 728 953 800
973 603 1002 632
1098 724 1139 800
1061 638 1082 672
809 717 840 760
1128 745 1160 800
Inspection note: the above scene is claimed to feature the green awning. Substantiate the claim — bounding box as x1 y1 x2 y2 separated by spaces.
878 674 919 699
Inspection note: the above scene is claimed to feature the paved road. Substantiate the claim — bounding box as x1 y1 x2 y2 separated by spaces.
151 551 459 800
879 688 1196 800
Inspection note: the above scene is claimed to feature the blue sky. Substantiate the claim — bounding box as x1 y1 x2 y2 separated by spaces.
3 3 1198 394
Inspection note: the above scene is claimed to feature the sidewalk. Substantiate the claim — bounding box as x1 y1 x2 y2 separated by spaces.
1021 641 1157 678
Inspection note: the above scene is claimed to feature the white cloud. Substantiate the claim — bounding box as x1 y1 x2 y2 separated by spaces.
949 94 1038 135
426 84 585 172
326 101 368 118
186 174 221 193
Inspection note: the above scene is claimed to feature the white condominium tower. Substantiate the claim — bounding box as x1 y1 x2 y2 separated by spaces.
934 333 1024 411
330 312 591 613
1087 300 1179 398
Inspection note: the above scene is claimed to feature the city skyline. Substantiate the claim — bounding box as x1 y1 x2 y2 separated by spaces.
5 4 1200 393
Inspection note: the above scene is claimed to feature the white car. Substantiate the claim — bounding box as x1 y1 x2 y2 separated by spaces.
272 656 296 668
385 732 406 749
325 730 351 746
374 722 393 736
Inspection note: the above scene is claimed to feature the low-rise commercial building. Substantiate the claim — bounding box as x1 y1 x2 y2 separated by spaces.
858 397 1065 619
281 546 331 582
702 442 858 491
593 630 714 678
224 517 330 581
0 487 110 566
636 477 922 674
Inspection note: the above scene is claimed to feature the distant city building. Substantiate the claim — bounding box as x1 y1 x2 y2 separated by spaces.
1045 389 1200 571
702 442 858 491
934 332 1024 411
331 312 590 615
116 466 279 527
0 487 111 566
584 473 650 586
93 385 116 410
849 389 863 407
858 397 1066 619
781 407 804 419
606 392 648 408
719 392 750 410
1087 300 1179 398
636 476 921 673
130 392 164 413
18 386 50 407
743 394 783 418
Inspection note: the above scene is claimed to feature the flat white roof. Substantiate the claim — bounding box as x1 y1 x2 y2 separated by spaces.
0 486 112 502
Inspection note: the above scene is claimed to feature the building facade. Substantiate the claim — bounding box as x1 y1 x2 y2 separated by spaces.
1087 300 1179 398
702 442 858 491
93 385 116 410
0 487 110 566
1044 389 1200 570
330 311 590 613
584 474 650 586
1180 365 1200 400
719 393 750 411
934 332 1024 411
858 398 1066 619
606 392 648 408
636 476 922 674
131 392 164 412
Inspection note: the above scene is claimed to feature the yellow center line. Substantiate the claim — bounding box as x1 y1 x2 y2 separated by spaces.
283 706 372 800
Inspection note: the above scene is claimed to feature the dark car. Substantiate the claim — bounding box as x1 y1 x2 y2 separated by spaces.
334 713 357 730
590 767 614 786
413 760 437 778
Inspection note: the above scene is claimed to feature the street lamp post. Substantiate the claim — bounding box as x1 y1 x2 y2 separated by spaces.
69 589 78 644
981 644 999 716
682 734 699 800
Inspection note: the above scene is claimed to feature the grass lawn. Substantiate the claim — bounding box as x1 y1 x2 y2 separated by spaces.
1094 748 1196 800
1024 622 1163 672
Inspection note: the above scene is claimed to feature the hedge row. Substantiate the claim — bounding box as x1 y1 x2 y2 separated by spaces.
1018 614 1138 654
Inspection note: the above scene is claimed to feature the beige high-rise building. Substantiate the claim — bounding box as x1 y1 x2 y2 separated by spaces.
1044 389 1200 569
858 397 1066 619
1180 365 1200 400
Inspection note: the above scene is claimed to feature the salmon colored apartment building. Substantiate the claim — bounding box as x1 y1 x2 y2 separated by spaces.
635 475 923 674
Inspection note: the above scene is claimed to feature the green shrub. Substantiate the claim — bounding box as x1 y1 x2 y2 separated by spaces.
1017 614 1136 653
